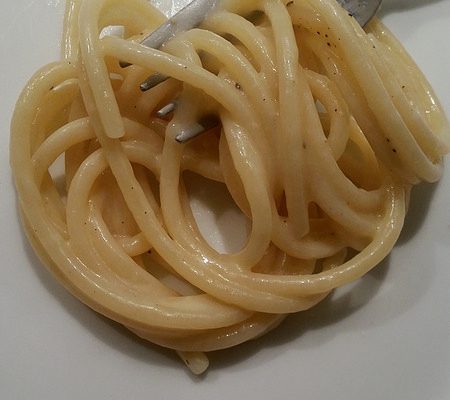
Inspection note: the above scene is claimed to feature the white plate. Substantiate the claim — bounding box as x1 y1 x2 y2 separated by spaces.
1 1 449 399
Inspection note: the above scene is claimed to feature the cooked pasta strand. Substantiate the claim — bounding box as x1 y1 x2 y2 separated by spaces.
10 0 449 374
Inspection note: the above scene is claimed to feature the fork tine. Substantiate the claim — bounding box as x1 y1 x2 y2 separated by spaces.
140 73 170 92
175 122 207 143
156 101 177 117
120 0 220 69
141 0 220 49
137 0 220 90
175 115 219 143
154 101 219 143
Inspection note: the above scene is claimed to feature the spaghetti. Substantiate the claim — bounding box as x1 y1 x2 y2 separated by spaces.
10 0 450 374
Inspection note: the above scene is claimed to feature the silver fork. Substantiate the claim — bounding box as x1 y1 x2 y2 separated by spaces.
338 0 382 27
128 0 382 142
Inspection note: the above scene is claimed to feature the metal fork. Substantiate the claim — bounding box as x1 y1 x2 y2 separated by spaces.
127 0 382 142
339 0 382 27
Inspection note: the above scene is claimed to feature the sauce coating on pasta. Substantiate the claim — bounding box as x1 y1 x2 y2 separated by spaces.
10 0 450 374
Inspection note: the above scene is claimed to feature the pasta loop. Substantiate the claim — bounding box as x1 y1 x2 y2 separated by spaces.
10 0 449 373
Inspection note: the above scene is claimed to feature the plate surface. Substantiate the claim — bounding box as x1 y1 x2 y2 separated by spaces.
1 1 450 399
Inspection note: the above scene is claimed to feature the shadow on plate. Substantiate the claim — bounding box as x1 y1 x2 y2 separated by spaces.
16 177 440 378
397 182 438 246
208 181 440 372
207 256 391 374
21 214 390 379
17 209 181 372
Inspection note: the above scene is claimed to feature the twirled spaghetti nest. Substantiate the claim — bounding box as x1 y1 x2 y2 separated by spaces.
10 0 449 373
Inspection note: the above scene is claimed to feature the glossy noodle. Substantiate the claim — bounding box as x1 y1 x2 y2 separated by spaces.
10 0 450 374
